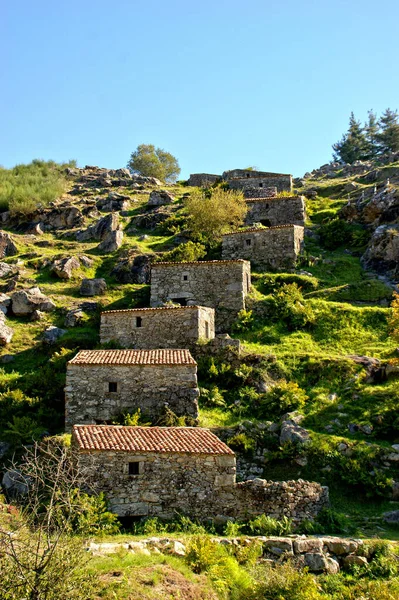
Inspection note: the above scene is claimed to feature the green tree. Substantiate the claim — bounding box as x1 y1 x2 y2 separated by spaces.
377 108 399 153
332 112 368 163
364 110 380 158
184 187 247 246
127 144 181 182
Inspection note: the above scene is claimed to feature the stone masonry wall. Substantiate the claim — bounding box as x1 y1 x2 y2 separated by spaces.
243 186 278 199
100 306 215 349
223 170 293 194
77 449 328 522
65 364 199 430
187 173 221 187
245 196 306 227
222 226 304 271
150 261 251 332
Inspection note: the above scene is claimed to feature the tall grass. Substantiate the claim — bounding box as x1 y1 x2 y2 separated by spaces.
0 159 75 215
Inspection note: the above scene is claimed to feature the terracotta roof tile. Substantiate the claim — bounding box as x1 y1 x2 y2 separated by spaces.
73 425 234 455
102 305 209 315
223 225 297 237
152 259 248 267
69 349 196 366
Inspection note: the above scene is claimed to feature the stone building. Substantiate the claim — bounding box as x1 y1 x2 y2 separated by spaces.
222 225 304 271
187 173 221 187
150 260 251 332
100 305 215 349
223 169 292 196
73 424 329 521
65 349 199 430
245 196 306 227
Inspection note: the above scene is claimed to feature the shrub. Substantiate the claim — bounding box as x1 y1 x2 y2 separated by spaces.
155 241 206 263
256 381 308 419
269 283 316 329
319 217 370 250
247 514 293 536
68 491 120 536
231 309 255 333
227 433 256 456
253 561 323 600
262 273 319 294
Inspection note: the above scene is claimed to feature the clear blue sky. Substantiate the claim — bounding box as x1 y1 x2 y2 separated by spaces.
2 0 399 178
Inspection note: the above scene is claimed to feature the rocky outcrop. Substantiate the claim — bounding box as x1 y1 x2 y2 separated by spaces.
361 224 399 278
80 278 107 296
96 192 130 212
50 256 81 279
0 262 16 278
340 189 399 225
0 312 13 345
11 287 56 316
128 206 173 231
0 294 11 314
72 166 162 190
43 326 67 345
76 213 120 242
0 231 18 257
148 190 174 207
111 252 152 284
97 229 124 253
35 204 85 231
280 421 310 446
64 309 85 327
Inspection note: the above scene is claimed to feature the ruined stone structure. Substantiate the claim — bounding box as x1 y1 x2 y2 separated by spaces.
73 424 329 521
150 260 251 332
222 225 304 271
223 169 293 196
100 305 215 349
187 173 221 187
65 349 199 430
245 196 306 227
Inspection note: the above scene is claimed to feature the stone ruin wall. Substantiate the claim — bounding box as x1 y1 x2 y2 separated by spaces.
100 306 215 349
223 170 293 194
187 173 221 187
243 186 278 199
150 261 251 332
222 226 304 271
245 196 306 227
77 449 328 522
65 363 199 430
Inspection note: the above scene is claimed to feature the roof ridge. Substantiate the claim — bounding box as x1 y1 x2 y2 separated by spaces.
245 196 302 203
223 225 297 236
102 305 209 315
152 259 248 267
69 348 196 366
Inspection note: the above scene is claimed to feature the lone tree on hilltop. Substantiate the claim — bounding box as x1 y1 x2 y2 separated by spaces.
127 144 181 183
185 187 247 247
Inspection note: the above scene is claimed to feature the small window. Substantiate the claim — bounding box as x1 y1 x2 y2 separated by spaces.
128 461 140 475
246 173 250 178
205 321 210 339
245 239 252 247
108 382 118 393
183 275 188 281
135 316 142 328
259 183 263 188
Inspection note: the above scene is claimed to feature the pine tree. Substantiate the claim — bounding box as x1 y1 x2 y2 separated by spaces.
377 108 399 154
364 110 380 158
332 112 368 164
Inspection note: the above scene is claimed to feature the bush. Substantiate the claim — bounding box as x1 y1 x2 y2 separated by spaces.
155 241 206 263
269 283 316 329
253 561 324 600
227 432 256 456
319 217 370 250
247 514 293 536
262 273 319 294
257 381 308 419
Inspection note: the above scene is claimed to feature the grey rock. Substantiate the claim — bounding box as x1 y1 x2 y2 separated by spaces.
79 255 94 268
0 312 13 345
322 537 359 555
2 469 30 496
0 354 15 364
30 310 45 321
43 326 67 345
97 229 123 252
304 552 329 572
51 256 81 279
148 190 174 207
64 309 84 327
76 213 119 242
112 253 152 284
263 537 293 555
0 231 18 258
80 278 107 296
0 293 11 314
382 510 399 524
280 421 310 445
343 554 368 568
11 287 56 316
0 262 15 278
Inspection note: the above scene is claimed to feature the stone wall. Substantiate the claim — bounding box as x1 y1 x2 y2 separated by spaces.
245 196 306 227
222 226 304 271
150 260 251 332
65 363 199 430
76 448 328 522
100 306 215 349
223 170 293 194
243 186 278 199
187 173 221 187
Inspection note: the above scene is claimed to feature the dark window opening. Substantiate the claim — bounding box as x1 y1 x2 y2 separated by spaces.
135 316 142 328
260 219 271 227
259 183 263 188
246 173 250 178
108 382 118 393
171 297 187 306
128 461 140 475
245 239 252 247
183 275 188 281
205 321 210 338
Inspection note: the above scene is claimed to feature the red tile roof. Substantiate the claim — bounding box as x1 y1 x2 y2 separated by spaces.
73 425 235 455
151 259 248 267
102 305 209 315
69 349 196 366
223 225 297 237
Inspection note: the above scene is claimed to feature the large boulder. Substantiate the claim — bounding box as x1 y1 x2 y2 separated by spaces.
280 421 310 445
2 469 30 496
11 287 56 316
0 293 11 314
43 326 67 345
97 229 124 253
50 256 81 279
0 312 13 345
80 278 107 296
128 206 173 231
0 231 18 258
36 205 84 230
362 224 399 278
111 253 152 284
97 192 130 212
76 213 119 242
0 262 16 278
147 190 174 207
